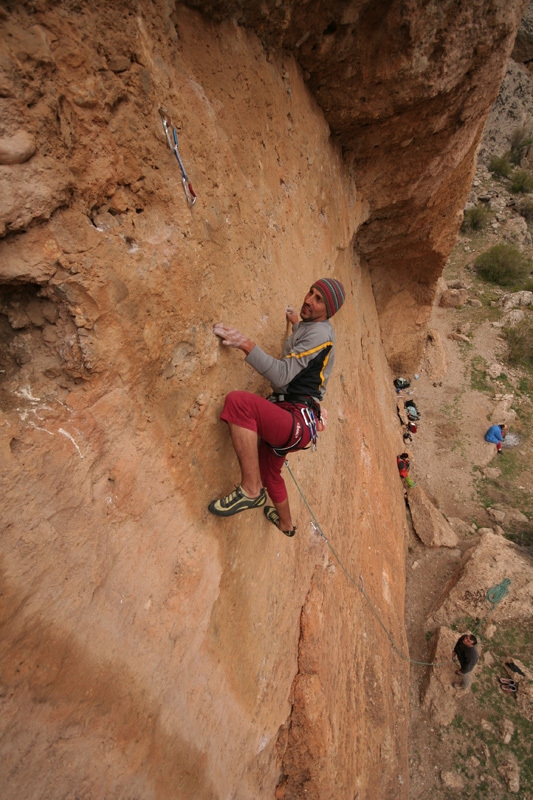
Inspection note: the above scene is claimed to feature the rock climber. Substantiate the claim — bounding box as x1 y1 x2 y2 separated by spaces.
208 278 345 537
452 633 479 690
485 423 508 454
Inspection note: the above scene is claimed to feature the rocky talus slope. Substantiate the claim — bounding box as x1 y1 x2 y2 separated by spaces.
404 44 533 794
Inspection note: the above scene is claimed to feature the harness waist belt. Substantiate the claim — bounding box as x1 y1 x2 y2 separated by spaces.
268 393 320 406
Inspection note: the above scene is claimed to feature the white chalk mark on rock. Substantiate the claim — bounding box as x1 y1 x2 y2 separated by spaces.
15 386 41 403
58 427 83 458
29 423 55 436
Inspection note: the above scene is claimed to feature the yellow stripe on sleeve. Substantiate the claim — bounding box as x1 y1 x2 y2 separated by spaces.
284 341 334 360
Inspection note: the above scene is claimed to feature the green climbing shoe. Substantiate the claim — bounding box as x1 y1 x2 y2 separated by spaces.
208 485 266 517
263 505 296 537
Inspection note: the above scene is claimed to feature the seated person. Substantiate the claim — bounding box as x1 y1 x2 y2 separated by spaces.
485 423 508 454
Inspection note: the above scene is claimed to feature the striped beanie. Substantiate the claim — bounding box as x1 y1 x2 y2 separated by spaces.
312 278 346 318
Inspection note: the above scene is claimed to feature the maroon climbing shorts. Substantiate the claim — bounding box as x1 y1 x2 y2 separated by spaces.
220 390 312 503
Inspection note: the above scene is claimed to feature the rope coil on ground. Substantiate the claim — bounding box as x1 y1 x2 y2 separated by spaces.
487 578 511 605
470 578 512 635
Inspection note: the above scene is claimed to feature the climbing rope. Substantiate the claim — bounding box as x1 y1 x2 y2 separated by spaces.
470 578 511 635
284 461 510 669
158 107 197 206
487 578 511 605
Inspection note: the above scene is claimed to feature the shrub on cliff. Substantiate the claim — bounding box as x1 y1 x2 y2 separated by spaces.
504 317 533 367
461 204 491 232
489 155 512 178
515 197 533 223
474 244 531 287
509 124 533 165
510 168 533 194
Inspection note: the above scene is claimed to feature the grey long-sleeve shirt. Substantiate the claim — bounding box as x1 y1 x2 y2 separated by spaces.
453 640 479 674
245 319 336 400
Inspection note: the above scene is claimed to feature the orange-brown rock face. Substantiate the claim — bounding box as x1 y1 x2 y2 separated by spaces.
186 0 529 371
0 1 524 799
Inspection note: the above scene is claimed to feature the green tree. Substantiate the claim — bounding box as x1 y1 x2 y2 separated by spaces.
461 205 490 232
474 244 531 287
510 169 533 194
510 124 533 165
489 155 512 178
516 197 533 223
505 317 533 367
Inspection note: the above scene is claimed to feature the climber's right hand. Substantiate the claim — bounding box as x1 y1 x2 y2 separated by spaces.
213 323 255 354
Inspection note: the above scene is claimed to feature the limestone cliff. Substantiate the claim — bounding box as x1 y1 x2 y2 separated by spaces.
185 0 528 371
0 1 526 799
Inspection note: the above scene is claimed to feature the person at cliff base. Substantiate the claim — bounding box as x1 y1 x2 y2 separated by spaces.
208 278 345 537
397 453 416 488
453 633 479 690
485 423 508 454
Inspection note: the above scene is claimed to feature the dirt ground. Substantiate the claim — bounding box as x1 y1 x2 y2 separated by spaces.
404 226 533 797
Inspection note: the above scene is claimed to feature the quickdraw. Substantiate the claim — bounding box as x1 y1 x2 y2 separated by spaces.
158 107 197 206
300 407 318 450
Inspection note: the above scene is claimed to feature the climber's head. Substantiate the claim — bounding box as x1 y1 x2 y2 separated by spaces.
300 279 346 323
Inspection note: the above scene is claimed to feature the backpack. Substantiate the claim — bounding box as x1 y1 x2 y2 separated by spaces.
394 377 411 390
405 400 420 420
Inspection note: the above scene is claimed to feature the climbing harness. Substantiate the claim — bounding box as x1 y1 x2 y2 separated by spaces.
284 461 511 669
267 395 319 456
271 414 304 457
158 107 197 206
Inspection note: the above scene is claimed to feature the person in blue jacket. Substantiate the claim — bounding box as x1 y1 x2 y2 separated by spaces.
485 423 508 454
